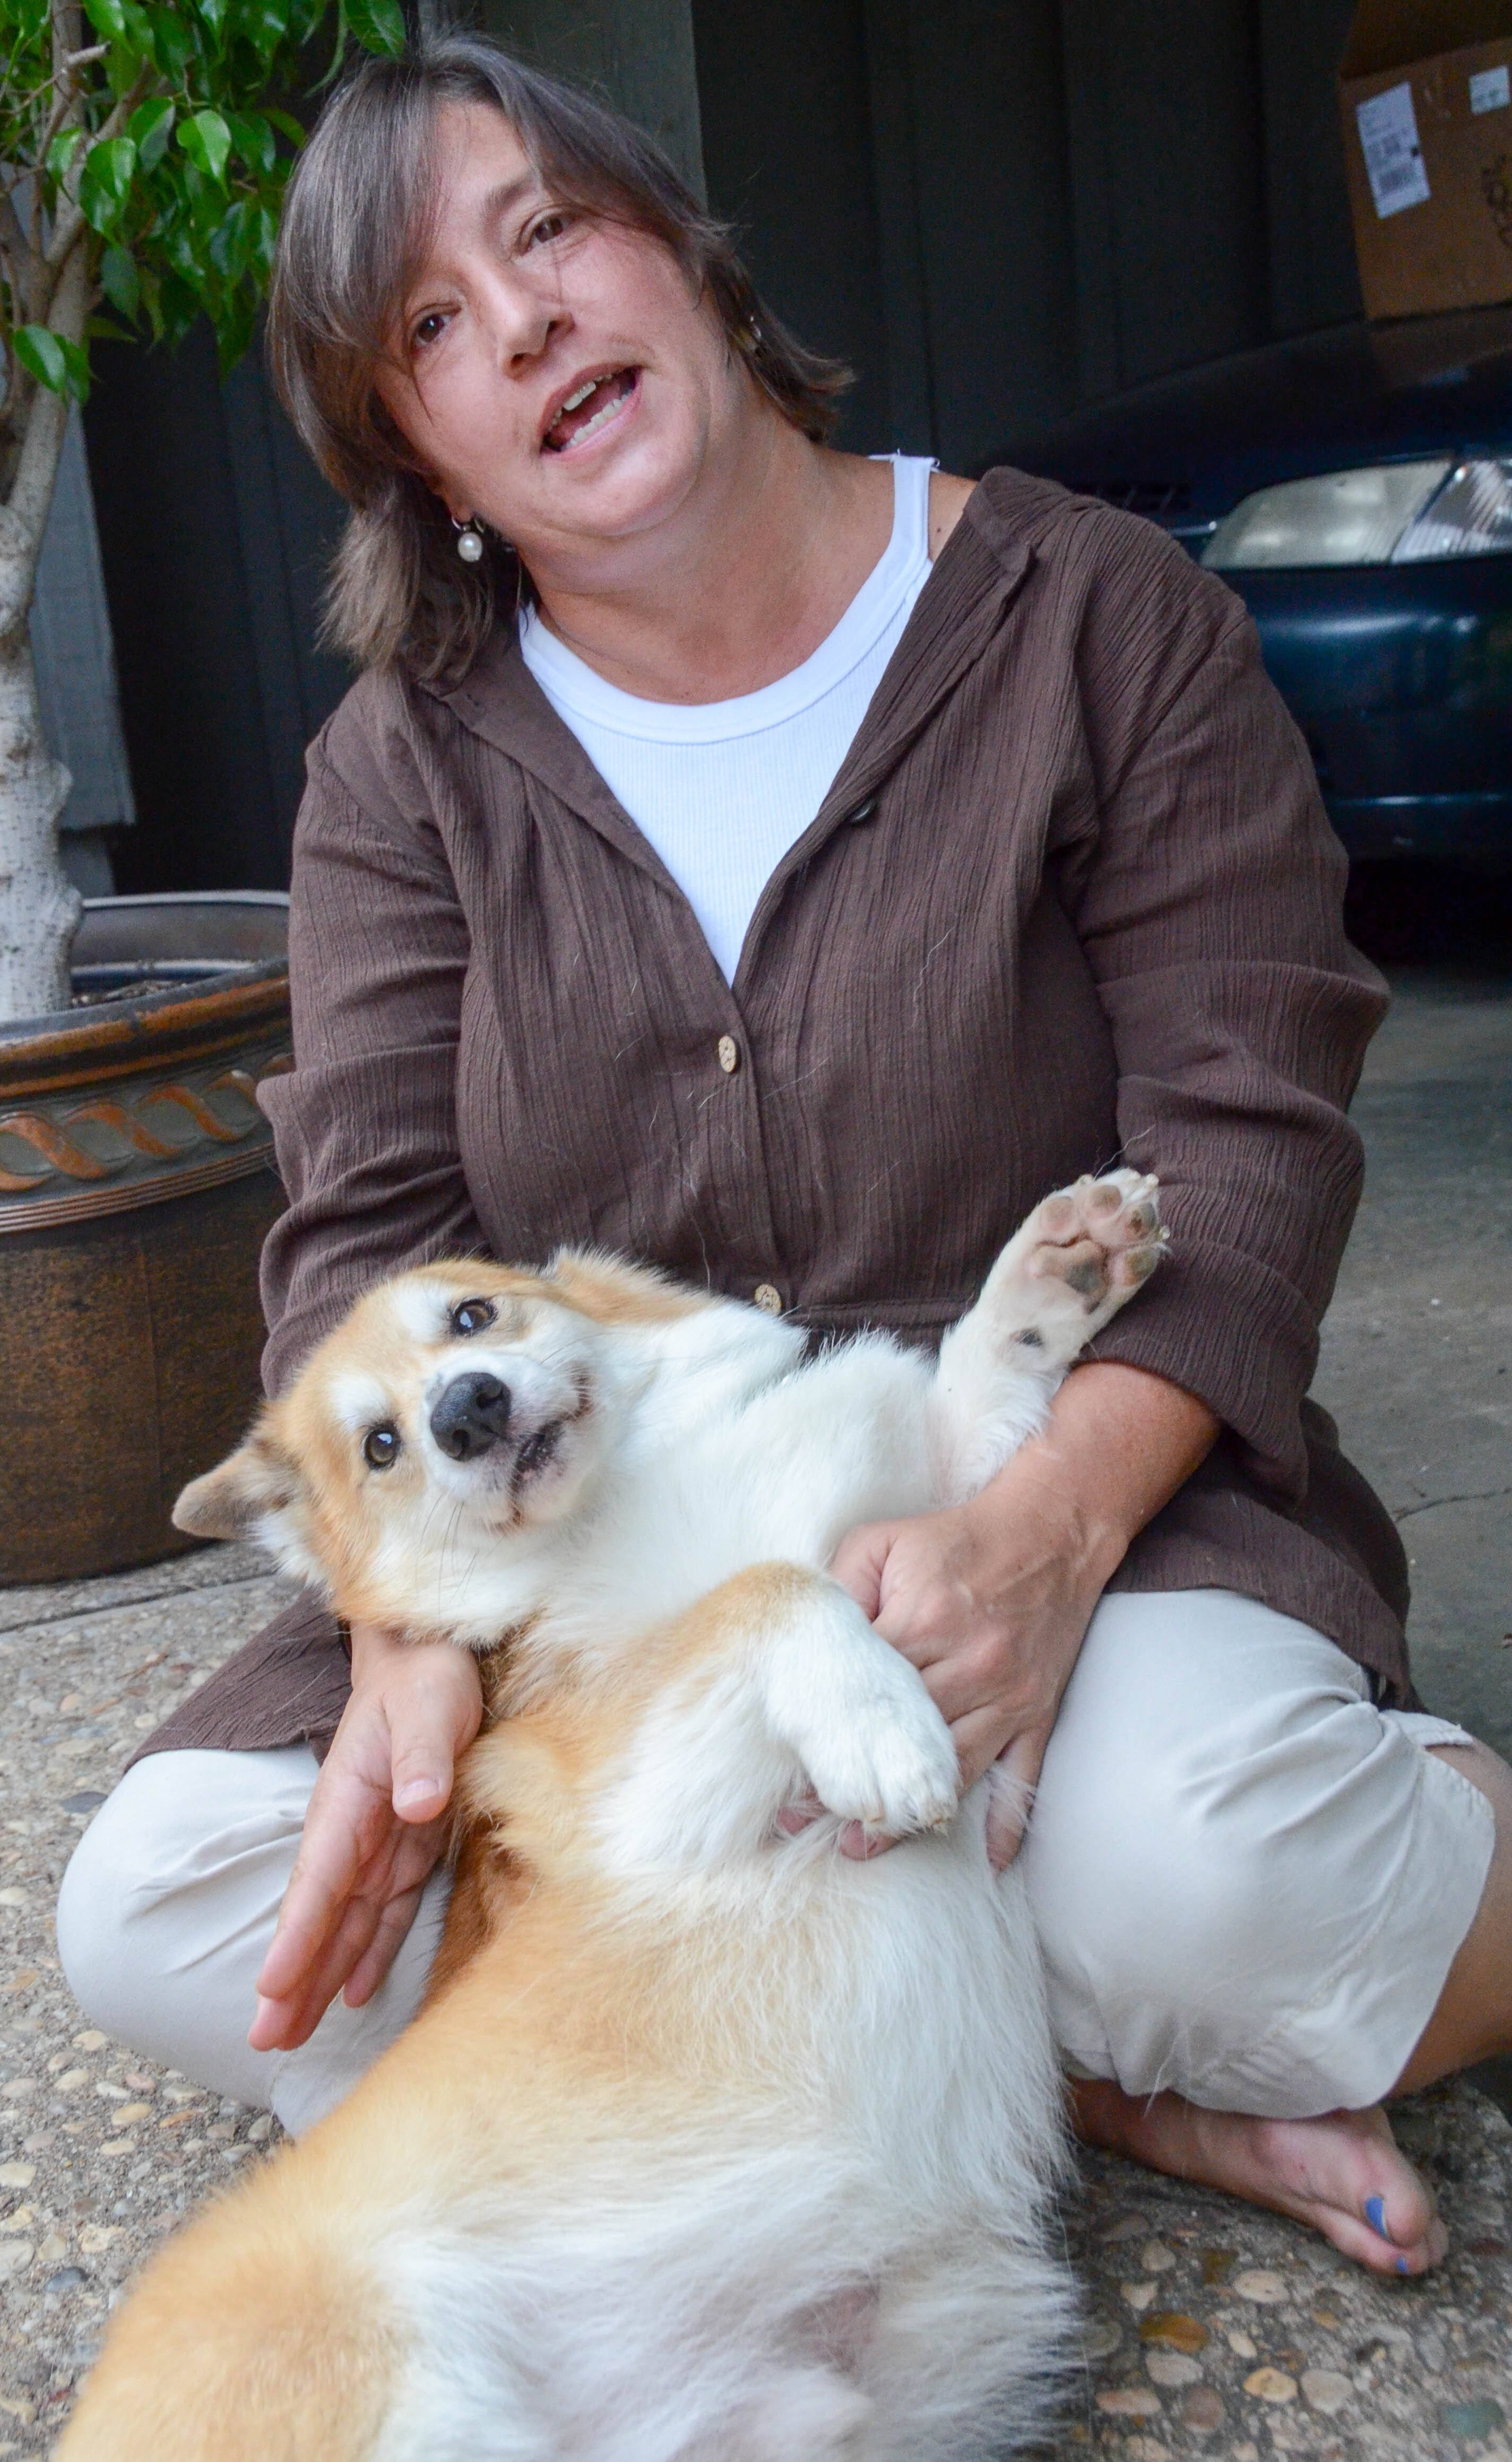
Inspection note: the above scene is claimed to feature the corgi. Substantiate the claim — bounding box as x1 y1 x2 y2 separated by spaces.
59 1170 1164 2462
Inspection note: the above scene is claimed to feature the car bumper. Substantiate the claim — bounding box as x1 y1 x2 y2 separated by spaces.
1213 559 1512 865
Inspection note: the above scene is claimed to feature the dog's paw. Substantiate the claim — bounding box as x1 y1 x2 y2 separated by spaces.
1024 1170 1165 1304
975 1170 1166 1366
803 1684 960 1838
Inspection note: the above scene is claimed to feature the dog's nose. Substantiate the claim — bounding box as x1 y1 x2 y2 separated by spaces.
430 1372 513 1462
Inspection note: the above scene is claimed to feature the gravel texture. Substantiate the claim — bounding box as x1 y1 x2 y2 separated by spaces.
0 1546 294 2454
1 1546 1509 2457
1052 2090 1512 2461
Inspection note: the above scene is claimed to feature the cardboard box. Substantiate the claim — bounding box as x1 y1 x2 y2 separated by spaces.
1339 2 1512 317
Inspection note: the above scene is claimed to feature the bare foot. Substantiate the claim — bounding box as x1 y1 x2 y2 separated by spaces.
1071 2079 1448 2277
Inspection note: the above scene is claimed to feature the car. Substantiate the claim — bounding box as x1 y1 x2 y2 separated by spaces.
984 306 1512 868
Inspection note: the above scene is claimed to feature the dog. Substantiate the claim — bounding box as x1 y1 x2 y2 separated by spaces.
59 1170 1164 2462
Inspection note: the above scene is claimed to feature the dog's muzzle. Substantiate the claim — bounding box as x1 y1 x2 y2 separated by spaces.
430 1371 513 1462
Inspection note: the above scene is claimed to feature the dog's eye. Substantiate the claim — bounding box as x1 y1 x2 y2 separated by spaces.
363 1424 401 1470
450 1298 497 1338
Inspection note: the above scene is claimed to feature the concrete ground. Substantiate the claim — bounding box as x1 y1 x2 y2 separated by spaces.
1 958 1510 2458
1312 965 1512 1763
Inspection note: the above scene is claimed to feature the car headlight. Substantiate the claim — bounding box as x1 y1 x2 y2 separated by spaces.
1202 458 1512 569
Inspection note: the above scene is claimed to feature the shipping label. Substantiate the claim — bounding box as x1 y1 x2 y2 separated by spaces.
1470 64 1511 115
1356 81 1431 217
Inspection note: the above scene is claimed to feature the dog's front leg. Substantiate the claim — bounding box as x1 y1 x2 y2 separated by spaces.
928 1169 1166 1502
755 1568 961 1845
594 1565 959 1873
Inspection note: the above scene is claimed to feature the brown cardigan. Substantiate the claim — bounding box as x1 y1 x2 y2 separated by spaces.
140 467 1409 1766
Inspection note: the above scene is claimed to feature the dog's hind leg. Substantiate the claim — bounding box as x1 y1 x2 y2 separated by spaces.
928 1172 1166 1503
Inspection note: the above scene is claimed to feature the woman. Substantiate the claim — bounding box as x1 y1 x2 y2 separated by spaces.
58 35 1511 2278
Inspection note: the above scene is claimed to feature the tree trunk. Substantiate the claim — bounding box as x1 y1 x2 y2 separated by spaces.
0 613 79 1021
0 246 88 1023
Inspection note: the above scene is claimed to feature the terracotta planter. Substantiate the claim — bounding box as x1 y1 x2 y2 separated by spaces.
0 892 290 1584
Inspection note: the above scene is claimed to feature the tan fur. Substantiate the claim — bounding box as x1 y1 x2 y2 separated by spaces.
542 1250 710 1325
66 1560 862 2460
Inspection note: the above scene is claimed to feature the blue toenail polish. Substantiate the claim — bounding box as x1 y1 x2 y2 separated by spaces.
1396 2255 1410 2274
1366 2194 1388 2236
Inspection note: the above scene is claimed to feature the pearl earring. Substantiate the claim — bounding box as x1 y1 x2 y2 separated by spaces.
453 516 485 565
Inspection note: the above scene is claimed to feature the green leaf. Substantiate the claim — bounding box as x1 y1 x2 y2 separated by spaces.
127 97 176 172
188 174 227 245
179 108 231 185
137 263 164 342
82 0 130 40
264 107 307 151
13 324 68 394
225 110 275 174
208 196 251 280
211 285 259 375
162 217 209 291
146 6 194 77
238 0 293 63
86 314 135 343
78 135 137 236
13 325 90 405
346 0 404 57
157 270 201 341
57 337 91 406
99 245 141 319
45 128 83 187
250 200 280 277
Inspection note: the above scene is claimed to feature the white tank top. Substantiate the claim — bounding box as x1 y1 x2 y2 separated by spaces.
517 455 935 984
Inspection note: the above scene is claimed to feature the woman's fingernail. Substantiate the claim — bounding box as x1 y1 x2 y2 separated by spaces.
395 1779 438 1812
1396 2254 1411 2274
1366 2194 1388 2237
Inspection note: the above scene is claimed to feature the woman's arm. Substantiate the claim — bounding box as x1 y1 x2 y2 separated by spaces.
1051 545 1385 1503
832 1360 1217 1864
836 531 1383 1862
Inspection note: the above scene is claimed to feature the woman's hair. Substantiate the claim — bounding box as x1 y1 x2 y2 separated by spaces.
267 32 851 681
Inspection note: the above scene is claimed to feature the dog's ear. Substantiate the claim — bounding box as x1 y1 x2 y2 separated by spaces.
172 1431 300 1542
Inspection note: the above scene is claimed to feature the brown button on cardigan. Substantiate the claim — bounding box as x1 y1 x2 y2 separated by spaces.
139 468 1410 1767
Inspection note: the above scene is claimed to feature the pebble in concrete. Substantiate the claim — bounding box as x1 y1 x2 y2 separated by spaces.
1057 2086 1512 2460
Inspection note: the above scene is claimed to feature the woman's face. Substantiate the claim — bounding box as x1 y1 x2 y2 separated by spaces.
376 103 753 574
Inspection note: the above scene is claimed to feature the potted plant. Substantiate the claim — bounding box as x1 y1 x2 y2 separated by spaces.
0 0 402 1581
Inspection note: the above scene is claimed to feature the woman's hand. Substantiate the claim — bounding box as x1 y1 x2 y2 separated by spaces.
830 1481 1113 1868
830 1362 1219 1868
248 1623 483 2053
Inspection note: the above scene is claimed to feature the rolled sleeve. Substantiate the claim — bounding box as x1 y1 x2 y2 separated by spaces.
1056 549 1386 1499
